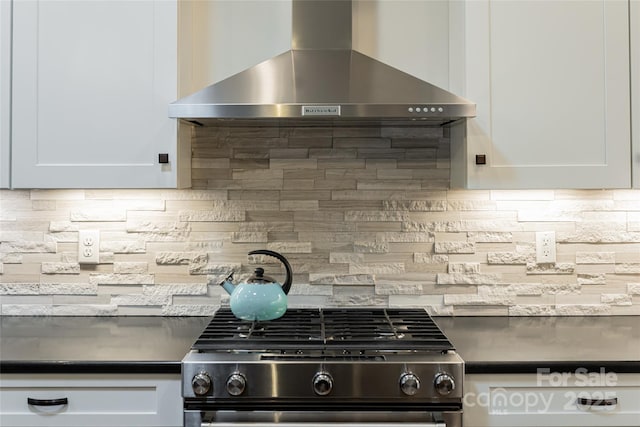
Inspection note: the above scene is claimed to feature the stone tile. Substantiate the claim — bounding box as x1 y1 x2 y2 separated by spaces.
309 274 374 285
526 263 576 275
452 306 509 316
267 242 312 253
0 283 39 295
555 304 612 315
156 252 207 265
2 304 53 315
444 294 514 306
349 263 404 274
0 241 57 253
357 179 421 190
434 242 476 254
231 232 269 243
311 150 359 160
51 304 118 315
509 305 557 316
436 273 501 285
383 200 447 211
178 210 245 222
142 283 208 296
41 262 80 274
614 263 640 274
100 240 146 254
488 252 535 265
114 262 148 274
89 274 154 285
162 304 219 316
575 252 615 264
1 130 639 316
40 283 98 295
601 294 632 306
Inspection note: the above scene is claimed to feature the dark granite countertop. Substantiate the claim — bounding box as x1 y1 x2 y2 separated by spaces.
0 316 211 374
0 315 638 375
436 316 640 374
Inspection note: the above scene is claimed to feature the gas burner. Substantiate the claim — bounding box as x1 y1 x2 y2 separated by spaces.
192 308 455 353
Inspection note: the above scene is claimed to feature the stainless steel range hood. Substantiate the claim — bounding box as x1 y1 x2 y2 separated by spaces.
169 0 475 127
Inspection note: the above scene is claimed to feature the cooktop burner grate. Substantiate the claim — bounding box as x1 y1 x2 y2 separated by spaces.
192 308 454 352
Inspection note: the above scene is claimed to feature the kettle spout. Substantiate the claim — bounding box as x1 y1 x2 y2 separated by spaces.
219 273 236 295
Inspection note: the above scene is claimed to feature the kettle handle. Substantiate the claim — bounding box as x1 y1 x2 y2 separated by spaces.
247 250 293 295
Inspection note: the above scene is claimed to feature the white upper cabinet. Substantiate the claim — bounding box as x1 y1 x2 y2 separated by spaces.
632 0 640 188
453 0 632 189
10 0 180 189
1 0 11 189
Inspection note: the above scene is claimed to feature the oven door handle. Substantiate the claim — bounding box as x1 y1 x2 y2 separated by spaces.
203 424 446 427
191 409 455 427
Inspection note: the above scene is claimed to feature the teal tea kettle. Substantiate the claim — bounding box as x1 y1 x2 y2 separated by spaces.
219 249 293 321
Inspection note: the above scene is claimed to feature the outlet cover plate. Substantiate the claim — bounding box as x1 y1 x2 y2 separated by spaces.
78 230 100 264
535 231 556 263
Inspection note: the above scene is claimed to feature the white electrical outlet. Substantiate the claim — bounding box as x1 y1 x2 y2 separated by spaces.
535 231 556 263
78 230 100 264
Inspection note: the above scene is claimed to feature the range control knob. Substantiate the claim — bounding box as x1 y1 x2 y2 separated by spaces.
399 373 421 396
192 371 212 396
226 373 247 396
434 373 455 396
312 372 333 396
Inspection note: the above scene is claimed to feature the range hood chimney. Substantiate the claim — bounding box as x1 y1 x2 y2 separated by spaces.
169 0 475 127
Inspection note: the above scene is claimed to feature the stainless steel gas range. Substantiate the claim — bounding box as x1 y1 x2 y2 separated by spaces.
182 308 464 427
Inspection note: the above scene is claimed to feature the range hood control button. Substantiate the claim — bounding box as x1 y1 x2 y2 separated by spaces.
192 371 212 396
226 373 247 396
312 372 333 396
434 373 455 396
399 373 421 396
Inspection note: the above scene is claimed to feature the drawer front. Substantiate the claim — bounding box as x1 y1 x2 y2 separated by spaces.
0 374 181 427
464 373 640 427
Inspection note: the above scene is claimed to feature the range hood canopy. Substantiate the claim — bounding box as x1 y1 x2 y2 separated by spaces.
169 0 476 127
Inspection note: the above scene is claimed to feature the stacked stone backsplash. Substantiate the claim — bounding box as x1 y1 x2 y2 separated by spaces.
1 124 639 316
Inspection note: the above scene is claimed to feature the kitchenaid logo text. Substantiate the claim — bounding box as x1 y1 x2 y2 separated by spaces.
302 105 341 116
537 367 618 387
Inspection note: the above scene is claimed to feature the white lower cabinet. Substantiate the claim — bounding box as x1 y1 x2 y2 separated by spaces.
464 373 640 427
0 373 182 427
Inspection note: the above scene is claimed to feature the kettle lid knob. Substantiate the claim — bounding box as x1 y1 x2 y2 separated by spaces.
247 267 277 284
247 250 293 294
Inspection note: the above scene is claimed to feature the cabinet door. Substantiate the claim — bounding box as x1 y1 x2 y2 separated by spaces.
11 0 177 189
1 0 10 189
0 373 182 427
456 0 631 189
632 0 640 188
464 373 640 427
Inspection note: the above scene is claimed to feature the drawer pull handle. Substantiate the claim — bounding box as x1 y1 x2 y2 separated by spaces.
577 397 618 407
27 397 68 406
